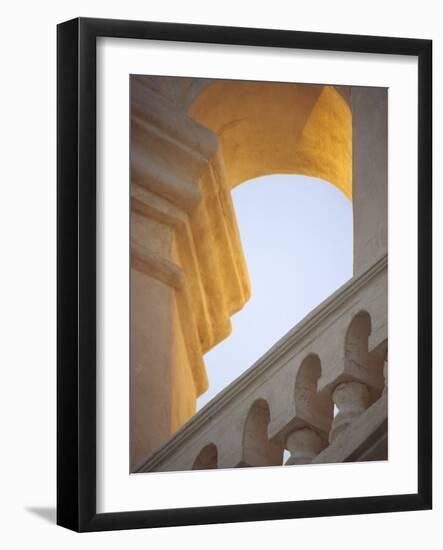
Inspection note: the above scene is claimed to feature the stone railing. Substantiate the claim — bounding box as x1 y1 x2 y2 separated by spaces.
136 255 388 473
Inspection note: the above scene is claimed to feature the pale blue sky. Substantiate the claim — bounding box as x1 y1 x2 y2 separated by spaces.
197 174 353 409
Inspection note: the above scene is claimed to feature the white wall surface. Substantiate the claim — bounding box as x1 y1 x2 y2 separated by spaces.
0 1 441 548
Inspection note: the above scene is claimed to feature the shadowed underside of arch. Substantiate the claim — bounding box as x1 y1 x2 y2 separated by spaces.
188 81 352 198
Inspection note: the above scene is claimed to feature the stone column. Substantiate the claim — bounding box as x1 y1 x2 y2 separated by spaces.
130 76 250 470
352 87 388 275
329 381 371 442
285 428 323 465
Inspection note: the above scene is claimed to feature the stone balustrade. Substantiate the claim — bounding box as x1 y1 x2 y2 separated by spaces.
136 254 388 473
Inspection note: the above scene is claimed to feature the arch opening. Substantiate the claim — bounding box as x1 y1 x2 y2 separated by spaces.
295 354 332 418
192 443 218 470
198 174 353 408
344 310 385 400
345 311 372 372
240 399 283 467
293 354 333 436
189 80 353 411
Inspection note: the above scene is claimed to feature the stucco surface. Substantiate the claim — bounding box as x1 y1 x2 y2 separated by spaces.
189 81 352 197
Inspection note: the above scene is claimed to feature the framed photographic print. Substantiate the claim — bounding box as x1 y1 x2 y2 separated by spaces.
57 17 432 531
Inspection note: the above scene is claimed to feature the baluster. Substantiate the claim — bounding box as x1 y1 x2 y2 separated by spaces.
329 381 371 442
285 427 323 465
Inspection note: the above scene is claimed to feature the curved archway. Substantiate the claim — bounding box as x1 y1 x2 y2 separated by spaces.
295 353 322 391
188 81 352 196
344 310 372 375
188 79 353 407
192 443 218 470
343 310 384 395
240 398 283 467
294 354 333 434
198 174 352 408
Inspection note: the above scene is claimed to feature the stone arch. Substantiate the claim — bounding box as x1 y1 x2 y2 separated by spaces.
295 353 322 396
239 398 283 467
344 309 385 392
328 310 384 441
344 310 372 380
188 80 352 197
294 354 333 437
192 443 218 470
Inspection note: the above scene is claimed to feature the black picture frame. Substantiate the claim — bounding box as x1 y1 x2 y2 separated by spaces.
57 17 432 532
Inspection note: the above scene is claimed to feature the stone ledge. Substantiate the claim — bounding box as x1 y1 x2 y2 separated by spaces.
131 243 184 289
